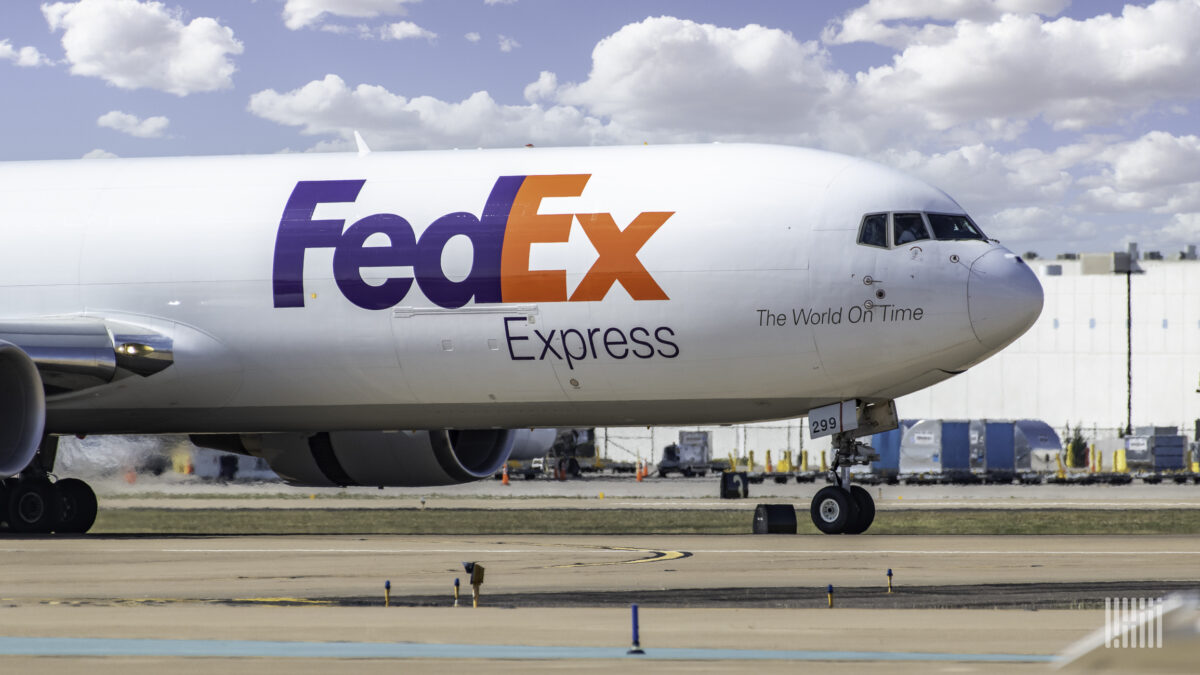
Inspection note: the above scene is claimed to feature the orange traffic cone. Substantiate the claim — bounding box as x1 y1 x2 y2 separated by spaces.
502 464 510 485
636 461 644 482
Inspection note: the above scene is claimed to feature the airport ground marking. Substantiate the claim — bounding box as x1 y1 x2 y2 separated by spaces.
0 636 1057 662
548 545 692 568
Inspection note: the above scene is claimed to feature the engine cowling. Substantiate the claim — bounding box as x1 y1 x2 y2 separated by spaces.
0 340 46 477
194 429 518 487
507 428 558 461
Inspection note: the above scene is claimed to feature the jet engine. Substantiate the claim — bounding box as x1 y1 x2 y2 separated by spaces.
0 340 46 477
192 429 519 487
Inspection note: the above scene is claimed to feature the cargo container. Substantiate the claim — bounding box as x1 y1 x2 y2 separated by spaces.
899 420 942 477
869 420 913 482
1125 427 1189 471
898 418 1060 482
983 421 1016 481
940 421 974 481
1013 420 1061 472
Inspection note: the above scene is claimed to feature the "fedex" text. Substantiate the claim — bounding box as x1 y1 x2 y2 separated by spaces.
272 175 673 310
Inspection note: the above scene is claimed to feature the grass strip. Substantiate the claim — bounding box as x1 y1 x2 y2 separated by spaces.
90 508 1200 536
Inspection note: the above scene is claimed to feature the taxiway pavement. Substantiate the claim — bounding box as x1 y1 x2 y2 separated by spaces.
1 533 1197 672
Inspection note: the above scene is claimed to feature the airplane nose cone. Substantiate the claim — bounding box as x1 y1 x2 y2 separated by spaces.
967 248 1043 350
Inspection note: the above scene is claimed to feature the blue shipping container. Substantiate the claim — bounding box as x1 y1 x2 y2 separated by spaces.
984 422 1016 472
870 420 913 475
941 422 971 471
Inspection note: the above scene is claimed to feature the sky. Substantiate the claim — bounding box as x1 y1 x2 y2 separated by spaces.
2 0 1199 257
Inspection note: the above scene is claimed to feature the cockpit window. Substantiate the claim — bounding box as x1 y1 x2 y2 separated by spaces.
892 213 930 246
857 214 888 248
927 213 986 241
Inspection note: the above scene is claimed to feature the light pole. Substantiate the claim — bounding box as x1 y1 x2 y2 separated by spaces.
1119 244 1143 437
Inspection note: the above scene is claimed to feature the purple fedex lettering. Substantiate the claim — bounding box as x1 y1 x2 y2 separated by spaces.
273 180 365 308
333 213 416 310
413 176 523 308
272 176 526 310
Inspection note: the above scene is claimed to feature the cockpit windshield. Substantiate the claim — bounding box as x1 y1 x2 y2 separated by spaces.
857 213 888 248
893 213 930 246
926 213 986 241
856 211 988 249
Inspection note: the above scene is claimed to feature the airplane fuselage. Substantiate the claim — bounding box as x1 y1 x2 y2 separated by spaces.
0 144 1040 434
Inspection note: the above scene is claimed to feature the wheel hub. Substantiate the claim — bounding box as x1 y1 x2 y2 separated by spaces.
819 498 840 523
17 492 45 524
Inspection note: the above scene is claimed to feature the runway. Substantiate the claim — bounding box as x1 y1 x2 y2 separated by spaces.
1 533 1197 672
89 475 1200 510
3 534 1198 599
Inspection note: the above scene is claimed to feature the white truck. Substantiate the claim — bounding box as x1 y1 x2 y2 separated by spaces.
656 431 713 477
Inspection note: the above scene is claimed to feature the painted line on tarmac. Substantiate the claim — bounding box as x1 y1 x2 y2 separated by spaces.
2 545 1197 557
877 502 1200 508
549 546 691 568
158 548 562 554
0 636 1056 663
689 549 1200 555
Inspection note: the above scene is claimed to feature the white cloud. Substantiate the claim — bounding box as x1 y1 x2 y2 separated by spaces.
881 143 1076 209
82 148 119 159
1068 132 1200 215
523 71 556 103
553 17 846 142
43 0 243 96
247 73 615 151
1093 131 1200 193
381 21 436 41
484 0 517 5
236 8 1200 256
1161 213 1200 243
873 142 1097 245
97 110 170 138
498 34 520 52
282 0 419 30
246 17 852 151
319 23 373 38
851 1 1200 134
0 39 52 67
823 0 1070 48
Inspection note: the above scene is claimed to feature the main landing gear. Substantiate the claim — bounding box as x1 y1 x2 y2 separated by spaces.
0 437 98 535
810 430 878 535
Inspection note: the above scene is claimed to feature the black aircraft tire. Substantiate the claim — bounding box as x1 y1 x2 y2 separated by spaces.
7 480 62 534
810 486 858 534
845 485 876 535
56 478 98 534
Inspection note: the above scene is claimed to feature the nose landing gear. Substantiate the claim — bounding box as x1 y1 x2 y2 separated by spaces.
809 430 879 534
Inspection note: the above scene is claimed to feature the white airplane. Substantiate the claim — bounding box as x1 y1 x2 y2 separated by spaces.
0 143 1042 534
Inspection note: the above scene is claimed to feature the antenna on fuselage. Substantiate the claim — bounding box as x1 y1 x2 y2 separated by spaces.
354 131 371 157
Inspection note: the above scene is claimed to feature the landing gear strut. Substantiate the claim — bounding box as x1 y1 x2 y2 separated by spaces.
810 430 879 534
0 436 98 535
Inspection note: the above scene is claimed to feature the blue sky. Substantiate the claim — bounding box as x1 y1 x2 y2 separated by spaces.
2 0 1198 257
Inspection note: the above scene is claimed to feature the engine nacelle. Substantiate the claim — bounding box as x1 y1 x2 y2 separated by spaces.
0 340 47 476
194 429 517 487
508 428 558 461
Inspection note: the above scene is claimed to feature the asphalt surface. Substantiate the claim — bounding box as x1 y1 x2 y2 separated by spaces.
3 476 1199 672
